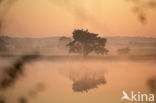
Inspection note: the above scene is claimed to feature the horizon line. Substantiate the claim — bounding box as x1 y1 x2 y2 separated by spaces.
0 35 156 39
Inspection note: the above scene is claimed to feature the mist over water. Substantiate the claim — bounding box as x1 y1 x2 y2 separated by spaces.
0 1 156 103
0 35 156 103
0 56 156 103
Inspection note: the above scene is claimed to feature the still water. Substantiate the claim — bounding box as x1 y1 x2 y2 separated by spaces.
0 56 156 103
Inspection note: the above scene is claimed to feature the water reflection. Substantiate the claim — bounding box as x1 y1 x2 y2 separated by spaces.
69 68 106 92
0 57 155 103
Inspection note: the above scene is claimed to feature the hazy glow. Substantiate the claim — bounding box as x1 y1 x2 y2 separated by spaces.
1 0 156 37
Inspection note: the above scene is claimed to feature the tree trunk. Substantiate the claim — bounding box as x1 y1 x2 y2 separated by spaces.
82 45 88 57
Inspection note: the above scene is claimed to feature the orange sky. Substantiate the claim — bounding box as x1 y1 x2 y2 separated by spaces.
1 0 156 37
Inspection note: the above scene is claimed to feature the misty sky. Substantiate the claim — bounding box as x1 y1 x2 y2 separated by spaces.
0 0 156 37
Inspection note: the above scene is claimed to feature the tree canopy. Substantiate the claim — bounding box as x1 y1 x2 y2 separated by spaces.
67 29 108 56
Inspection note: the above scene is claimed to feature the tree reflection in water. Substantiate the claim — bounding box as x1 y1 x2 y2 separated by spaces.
69 68 107 92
